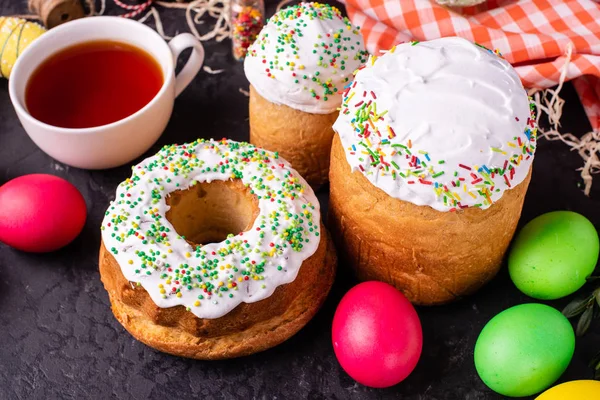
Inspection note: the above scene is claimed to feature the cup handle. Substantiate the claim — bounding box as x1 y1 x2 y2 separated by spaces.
168 33 205 97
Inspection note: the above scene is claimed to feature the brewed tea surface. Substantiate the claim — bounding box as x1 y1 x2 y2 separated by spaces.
25 40 163 129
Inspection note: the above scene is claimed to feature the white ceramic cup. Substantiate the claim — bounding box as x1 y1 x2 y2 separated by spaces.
9 16 205 169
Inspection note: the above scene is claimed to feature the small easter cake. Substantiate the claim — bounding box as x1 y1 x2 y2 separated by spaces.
329 37 537 305
100 139 336 359
244 2 368 188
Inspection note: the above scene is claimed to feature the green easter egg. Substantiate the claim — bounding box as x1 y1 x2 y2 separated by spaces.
509 211 599 300
474 303 575 398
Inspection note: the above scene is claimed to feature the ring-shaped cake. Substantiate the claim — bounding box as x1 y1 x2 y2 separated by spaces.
100 139 336 359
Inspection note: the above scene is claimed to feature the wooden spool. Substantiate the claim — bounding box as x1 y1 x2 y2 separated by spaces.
28 0 85 29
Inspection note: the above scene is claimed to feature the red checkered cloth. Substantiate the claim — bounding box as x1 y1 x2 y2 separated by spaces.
342 0 600 131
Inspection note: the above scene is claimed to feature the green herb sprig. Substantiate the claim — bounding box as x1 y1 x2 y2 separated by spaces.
562 276 600 379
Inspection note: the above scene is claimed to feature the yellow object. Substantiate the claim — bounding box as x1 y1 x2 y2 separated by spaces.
536 380 600 400
0 17 46 79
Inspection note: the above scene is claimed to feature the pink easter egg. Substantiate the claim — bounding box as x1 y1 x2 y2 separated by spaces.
332 281 423 388
0 174 86 252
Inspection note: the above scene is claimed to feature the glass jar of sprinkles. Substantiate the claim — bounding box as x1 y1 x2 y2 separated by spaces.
230 0 265 61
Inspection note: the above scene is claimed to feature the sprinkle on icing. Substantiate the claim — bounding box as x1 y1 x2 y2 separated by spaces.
334 37 537 212
101 139 321 319
244 2 368 114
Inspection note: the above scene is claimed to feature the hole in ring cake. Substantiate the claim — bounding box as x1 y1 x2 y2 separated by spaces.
165 180 258 246
99 139 337 359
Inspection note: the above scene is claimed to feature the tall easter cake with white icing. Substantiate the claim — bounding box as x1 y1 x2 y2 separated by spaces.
329 37 537 305
99 139 336 359
244 2 368 188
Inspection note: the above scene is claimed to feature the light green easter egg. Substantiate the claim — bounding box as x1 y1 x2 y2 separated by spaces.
509 211 599 300
474 303 575 398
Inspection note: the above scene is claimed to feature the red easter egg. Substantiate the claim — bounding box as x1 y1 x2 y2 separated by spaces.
0 174 86 252
332 281 423 388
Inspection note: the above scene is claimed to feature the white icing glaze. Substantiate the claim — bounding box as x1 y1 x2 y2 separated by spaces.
244 2 368 114
101 139 321 319
334 37 537 212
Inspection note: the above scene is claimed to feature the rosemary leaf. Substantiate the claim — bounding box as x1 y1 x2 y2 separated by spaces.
563 296 593 318
576 305 594 337
591 351 600 370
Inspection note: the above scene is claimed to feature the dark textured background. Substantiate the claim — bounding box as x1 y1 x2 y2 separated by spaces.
0 1 599 399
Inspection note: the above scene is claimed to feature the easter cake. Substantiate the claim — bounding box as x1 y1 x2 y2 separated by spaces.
244 2 368 188
99 139 336 359
329 37 537 305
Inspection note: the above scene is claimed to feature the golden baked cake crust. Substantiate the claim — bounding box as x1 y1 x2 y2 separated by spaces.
249 85 337 189
99 224 336 359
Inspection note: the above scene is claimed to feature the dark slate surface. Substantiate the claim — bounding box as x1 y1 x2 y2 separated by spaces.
0 2 599 400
